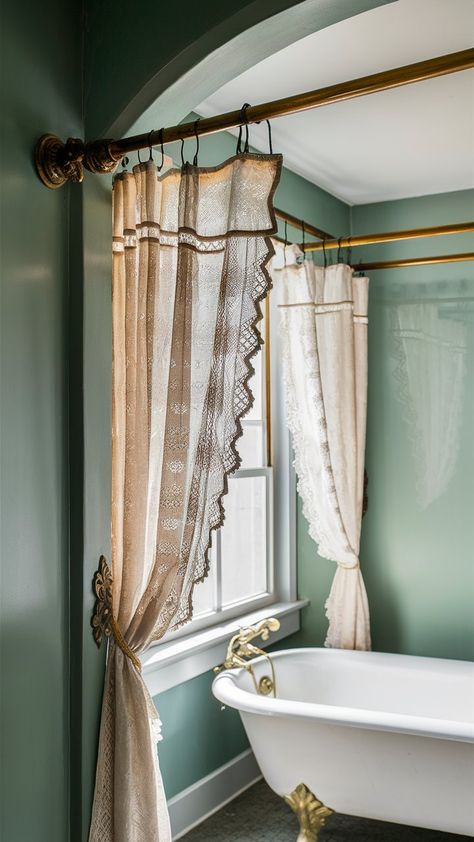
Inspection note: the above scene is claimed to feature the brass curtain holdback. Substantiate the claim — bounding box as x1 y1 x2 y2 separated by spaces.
91 555 142 672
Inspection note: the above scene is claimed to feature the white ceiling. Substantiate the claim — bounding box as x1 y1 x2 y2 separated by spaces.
197 0 474 205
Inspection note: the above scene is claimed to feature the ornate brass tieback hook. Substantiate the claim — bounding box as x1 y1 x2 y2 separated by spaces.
214 618 280 697
91 555 141 671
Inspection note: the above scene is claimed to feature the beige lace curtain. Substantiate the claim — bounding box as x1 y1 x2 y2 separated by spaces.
89 153 282 842
272 244 371 650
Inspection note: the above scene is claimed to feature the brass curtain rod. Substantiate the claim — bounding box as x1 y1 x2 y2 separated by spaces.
302 221 474 251
351 252 474 271
274 207 333 241
35 49 474 189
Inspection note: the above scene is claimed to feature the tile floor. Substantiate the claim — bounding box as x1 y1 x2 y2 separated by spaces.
182 780 466 842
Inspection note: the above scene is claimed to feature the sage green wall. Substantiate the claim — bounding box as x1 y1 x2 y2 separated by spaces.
355 190 474 660
0 1 82 840
296 189 474 660
158 671 249 799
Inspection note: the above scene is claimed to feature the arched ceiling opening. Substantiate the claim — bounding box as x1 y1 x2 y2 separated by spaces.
196 0 474 203
104 0 394 138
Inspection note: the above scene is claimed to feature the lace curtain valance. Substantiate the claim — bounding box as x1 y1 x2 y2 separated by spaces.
89 152 282 842
272 243 371 650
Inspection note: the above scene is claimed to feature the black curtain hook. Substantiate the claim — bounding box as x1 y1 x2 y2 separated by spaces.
301 220 306 259
322 237 327 269
284 219 288 248
157 128 165 171
347 238 352 268
148 129 154 162
180 137 186 168
193 118 200 166
121 156 129 169
265 119 273 154
236 124 242 155
236 102 251 154
137 147 143 164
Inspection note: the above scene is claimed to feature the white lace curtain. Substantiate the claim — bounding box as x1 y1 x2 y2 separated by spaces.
272 244 371 650
89 152 282 842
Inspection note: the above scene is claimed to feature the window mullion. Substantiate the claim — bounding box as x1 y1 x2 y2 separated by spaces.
264 291 272 467
215 527 222 612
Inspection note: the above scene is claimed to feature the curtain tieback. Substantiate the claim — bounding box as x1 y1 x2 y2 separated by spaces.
91 555 142 671
337 560 360 570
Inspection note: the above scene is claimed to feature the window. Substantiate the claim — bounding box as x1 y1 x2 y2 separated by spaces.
161 292 296 643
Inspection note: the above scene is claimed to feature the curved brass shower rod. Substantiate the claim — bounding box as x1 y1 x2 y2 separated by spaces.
302 221 474 252
351 252 474 272
35 49 474 189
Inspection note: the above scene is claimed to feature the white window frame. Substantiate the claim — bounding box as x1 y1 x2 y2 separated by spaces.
141 288 306 693
164 465 275 643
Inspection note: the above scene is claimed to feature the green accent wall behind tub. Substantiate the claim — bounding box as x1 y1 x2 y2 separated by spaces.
356 190 474 660
157 671 249 800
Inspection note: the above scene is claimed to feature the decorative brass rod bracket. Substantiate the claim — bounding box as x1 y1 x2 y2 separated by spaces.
35 135 122 189
34 49 474 188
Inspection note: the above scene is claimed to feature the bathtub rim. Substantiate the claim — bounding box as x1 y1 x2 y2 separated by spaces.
212 647 474 744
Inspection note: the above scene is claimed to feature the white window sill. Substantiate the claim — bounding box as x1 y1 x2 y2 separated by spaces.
141 600 308 696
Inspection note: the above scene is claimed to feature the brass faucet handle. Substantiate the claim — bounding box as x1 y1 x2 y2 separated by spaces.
258 617 280 640
214 617 280 674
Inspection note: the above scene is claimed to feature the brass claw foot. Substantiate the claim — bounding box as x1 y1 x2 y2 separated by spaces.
285 784 334 842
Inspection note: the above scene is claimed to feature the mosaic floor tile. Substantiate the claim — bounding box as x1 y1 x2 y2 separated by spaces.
182 780 466 841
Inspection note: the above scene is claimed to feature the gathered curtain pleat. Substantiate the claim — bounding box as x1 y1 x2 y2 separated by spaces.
88 152 282 842
272 244 371 650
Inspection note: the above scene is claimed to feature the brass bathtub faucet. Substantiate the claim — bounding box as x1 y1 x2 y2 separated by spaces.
214 617 280 697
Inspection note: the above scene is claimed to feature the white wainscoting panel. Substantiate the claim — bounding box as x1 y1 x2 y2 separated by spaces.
168 749 262 840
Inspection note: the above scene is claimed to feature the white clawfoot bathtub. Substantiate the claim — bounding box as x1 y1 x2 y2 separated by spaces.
212 648 474 836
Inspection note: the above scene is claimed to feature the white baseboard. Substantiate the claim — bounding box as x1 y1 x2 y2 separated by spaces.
168 749 262 840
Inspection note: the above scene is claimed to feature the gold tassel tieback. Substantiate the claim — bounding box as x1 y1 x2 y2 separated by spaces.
91 555 142 672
